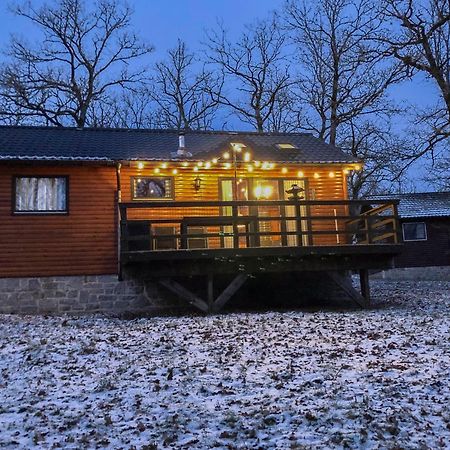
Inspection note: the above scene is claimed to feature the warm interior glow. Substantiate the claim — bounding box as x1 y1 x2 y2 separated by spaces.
329 172 335 178
297 171 304 177
182 162 189 167
223 152 230 159
198 161 203 167
137 162 144 170
254 185 273 199
154 168 160 174
343 168 350 175
254 161 261 167
193 166 199 172
247 165 254 172
161 162 168 169
281 167 288 174
244 152 251 162
205 162 211 169
212 158 218 164
314 172 320 179
172 169 178 175
354 164 362 171
224 162 231 169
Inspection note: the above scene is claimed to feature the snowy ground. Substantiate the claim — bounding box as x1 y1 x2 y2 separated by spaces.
0 280 449 449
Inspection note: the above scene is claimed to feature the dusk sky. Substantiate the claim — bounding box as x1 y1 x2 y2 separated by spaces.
0 0 440 188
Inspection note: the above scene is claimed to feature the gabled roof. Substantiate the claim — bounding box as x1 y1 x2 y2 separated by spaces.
0 126 358 164
371 192 450 218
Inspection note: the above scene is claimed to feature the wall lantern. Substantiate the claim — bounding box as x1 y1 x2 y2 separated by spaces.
193 176 202 191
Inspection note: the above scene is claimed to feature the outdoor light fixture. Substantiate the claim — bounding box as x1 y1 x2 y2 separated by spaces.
193 176 202 191
137 162 145 170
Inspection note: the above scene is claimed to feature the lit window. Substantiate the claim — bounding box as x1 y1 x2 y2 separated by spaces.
402 222 427 241
275 143 297 149
132 177 173 200
14 176 68 214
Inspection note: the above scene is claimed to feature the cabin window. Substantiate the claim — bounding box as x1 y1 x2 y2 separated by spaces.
402 222 427 241
13 176 68 214
132 177 174 200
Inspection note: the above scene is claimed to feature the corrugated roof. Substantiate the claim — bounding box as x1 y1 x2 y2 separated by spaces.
370 192 450 218
0 126 358 164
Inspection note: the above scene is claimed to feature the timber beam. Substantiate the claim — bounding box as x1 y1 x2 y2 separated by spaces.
158 273 249 314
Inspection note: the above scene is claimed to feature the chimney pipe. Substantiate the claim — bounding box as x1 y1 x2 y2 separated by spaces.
178 132 186 156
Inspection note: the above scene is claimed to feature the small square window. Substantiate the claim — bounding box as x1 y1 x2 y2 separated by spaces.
13 176 68 214
402 222 427 241
132 177 174 200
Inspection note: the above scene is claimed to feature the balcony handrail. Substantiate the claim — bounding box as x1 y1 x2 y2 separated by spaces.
119 198 399 210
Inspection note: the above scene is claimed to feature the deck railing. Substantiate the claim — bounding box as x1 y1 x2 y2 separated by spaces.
119 199 401 256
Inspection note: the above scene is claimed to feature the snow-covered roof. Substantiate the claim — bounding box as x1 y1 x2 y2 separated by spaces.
370 192 450 218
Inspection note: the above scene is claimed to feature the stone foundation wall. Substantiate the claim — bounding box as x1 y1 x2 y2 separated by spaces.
0 271 362 315
0 275 184 315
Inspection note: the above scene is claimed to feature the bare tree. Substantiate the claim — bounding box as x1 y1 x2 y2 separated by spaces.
0 0 152 128
206 18 292 132
285 0 404 146
340 118 409 198
151 39 221 130
381 0 450 181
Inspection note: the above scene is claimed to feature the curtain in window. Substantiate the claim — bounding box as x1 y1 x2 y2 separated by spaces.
16 177 67 212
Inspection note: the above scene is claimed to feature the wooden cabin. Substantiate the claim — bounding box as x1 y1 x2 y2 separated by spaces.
0 126 402 314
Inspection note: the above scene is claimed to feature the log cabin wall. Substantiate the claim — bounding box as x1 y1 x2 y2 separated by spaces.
0 161 350 279
120 163 349 246
0 164 117 277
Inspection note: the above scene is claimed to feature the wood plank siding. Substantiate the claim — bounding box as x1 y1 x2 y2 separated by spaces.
121 164 349 246
0 161 350 277
0 164 117 277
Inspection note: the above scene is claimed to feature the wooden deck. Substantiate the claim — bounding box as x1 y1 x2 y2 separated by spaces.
118 199 402 311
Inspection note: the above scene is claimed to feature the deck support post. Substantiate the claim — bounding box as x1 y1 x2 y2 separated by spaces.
326 271 369 308
207 273 214 310
159 273 248 314
359 269 371 306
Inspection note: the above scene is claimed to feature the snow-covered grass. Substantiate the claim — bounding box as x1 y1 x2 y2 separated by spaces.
0 280 449 449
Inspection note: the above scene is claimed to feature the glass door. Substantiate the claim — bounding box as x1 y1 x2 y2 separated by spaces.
283 179 308 246
220 179 249 248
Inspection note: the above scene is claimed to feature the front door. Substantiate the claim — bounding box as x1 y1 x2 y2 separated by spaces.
219 178 308 248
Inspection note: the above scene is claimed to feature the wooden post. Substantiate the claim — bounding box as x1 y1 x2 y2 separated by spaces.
207 274 214 312
232 204 239 248
359 269 370 305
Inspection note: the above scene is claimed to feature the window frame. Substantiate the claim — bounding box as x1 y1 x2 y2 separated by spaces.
402 221 427 242
131 176 175 201
12 175 69 216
